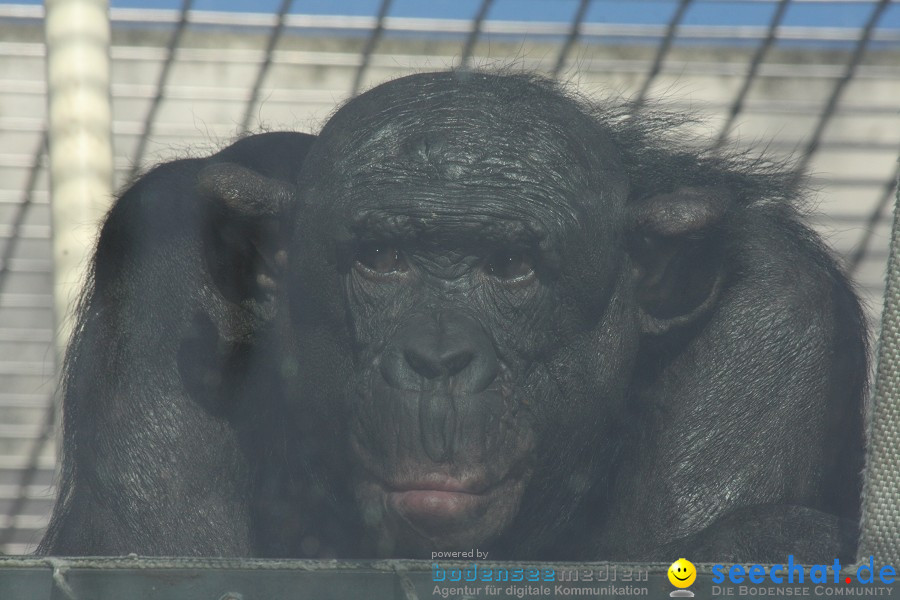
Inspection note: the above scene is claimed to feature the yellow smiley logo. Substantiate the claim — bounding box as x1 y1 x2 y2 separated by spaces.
668 558 697 588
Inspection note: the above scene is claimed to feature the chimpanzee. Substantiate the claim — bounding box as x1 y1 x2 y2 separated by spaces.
38 70 867 562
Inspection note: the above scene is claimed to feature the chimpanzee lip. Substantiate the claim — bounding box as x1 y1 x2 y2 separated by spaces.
353 458 532 546
383 474 510 530
388 489 489 527
351 437 532 534
389 475 486 494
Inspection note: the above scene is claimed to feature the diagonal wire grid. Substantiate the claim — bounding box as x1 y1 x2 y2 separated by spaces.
0 0 897 554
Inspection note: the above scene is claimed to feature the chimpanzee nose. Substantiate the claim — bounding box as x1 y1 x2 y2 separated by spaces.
404 346 473 379
380 310 498 392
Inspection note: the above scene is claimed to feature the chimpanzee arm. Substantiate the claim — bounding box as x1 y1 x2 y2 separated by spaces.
599 206 866 562
39 132 316 556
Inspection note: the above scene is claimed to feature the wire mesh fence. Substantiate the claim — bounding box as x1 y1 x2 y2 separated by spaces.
0 0 897 555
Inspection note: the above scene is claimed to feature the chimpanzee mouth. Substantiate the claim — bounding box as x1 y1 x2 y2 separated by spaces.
386 476 492 526
367 468 528 538
350 435 534 549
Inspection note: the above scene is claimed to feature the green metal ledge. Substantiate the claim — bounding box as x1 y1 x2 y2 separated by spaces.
0 557 891 600
0 557 669 599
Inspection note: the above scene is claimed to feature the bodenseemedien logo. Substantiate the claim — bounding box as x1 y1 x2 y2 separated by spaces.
668 558 696 597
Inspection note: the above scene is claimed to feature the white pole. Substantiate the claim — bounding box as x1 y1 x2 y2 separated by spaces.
44 0 114 365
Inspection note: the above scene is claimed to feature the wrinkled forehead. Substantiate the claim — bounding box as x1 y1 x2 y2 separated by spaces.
301 73 627 241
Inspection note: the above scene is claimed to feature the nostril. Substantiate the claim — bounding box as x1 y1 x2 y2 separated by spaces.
404 348 443 379
441 350 473 375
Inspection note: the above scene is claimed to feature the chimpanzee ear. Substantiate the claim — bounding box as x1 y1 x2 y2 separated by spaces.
196 162 296 320
627 187 729 335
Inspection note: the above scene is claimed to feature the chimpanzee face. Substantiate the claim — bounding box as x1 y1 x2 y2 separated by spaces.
287 72 639 557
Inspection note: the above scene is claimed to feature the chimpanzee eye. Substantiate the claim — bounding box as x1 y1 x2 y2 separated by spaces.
484 251 535 282
355 243 408 275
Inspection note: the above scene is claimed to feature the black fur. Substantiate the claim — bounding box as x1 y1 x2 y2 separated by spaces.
39 71 867 562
